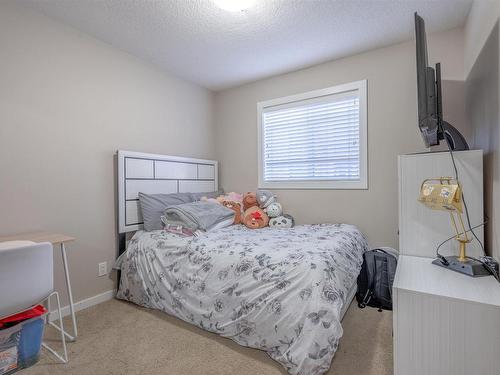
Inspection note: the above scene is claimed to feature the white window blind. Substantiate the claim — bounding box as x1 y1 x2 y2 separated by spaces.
258 81 367 189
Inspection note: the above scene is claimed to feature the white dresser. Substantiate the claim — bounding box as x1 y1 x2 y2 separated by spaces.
395 150 500 375
393 255 500 375
398 150 484 258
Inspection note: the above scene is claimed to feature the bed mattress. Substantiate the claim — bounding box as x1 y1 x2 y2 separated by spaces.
116 224 367 375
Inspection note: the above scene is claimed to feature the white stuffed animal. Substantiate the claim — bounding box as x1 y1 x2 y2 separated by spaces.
265 202 282 218
269 214 294 228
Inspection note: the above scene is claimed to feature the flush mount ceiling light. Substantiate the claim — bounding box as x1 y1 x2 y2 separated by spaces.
213 0 256 12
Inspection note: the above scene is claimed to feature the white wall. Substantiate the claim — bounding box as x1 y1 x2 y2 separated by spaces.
214 28 465 249
0 2 215 303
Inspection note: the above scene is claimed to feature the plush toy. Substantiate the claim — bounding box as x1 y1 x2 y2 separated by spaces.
221 200 242 225
226 192 243 205
201 196 220 204
215 192 243 205
256 190 277 208
243 206 269 229
243 192 258 211
265 202 282 218
269 214 294 228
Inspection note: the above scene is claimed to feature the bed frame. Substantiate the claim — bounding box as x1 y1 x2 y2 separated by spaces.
115 150 355 320
116 150 218 264
117 150 218 234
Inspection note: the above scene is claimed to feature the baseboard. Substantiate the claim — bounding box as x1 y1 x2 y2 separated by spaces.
48 289 116 321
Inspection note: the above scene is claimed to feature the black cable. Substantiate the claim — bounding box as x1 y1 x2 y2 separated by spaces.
435 221 487 258
435 220 500 283
466 256 500 283
444 135 485 254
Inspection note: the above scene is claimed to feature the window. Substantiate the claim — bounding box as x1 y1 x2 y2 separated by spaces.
257 80 367 189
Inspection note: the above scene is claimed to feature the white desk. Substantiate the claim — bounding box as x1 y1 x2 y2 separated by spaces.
0 232 78 342
393 255 500 375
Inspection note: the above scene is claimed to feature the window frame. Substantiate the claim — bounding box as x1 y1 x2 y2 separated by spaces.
257 80 368 190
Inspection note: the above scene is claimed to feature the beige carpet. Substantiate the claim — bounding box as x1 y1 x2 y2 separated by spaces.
23 299 392 375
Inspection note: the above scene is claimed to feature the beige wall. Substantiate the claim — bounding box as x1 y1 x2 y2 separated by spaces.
0 2 215 303
464 0 500 261
214 28 465 249
465 0 500 76
428 27 465 81
0 1 475 307
465 15 500 260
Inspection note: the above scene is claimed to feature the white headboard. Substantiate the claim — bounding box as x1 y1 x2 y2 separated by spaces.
117 150 218 233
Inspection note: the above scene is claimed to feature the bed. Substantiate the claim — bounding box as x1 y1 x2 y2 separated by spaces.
115 151 368 375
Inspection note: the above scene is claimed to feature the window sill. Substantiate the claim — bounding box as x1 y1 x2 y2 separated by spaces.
258 180 368 190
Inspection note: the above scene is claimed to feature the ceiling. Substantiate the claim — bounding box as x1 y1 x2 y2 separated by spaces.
21 0 473 91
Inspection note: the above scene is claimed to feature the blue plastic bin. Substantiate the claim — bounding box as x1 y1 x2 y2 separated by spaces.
0 314 46 374
18 316 46 368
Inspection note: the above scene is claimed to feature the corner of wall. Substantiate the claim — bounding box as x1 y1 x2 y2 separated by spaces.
464 0 500 77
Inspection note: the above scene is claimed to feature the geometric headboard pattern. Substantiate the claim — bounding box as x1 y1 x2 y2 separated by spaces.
117 150 218 233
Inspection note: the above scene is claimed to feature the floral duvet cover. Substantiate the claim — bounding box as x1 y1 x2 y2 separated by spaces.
116 224 367 375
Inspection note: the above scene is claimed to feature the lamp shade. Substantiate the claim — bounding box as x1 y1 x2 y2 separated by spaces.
418 177 463 213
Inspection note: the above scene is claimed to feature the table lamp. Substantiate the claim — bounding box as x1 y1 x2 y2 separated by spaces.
418 177 489 277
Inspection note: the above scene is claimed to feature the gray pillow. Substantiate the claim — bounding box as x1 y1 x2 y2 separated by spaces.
138 192 193 231
138 190 224 231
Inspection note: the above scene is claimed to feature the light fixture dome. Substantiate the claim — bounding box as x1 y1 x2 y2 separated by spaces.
214 0 256 12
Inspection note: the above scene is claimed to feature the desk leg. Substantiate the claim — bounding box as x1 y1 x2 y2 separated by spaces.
60 242 78 341
48 243 78 341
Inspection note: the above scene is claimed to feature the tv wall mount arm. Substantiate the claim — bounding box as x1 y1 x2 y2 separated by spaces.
441 121 469 151
435 62 469 151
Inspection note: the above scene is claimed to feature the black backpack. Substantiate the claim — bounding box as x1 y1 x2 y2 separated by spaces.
356 248 398 311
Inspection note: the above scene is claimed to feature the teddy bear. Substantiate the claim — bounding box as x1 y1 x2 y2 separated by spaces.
242 206 269 229
269 214 294 228
243 192 258 211
221 200 242 225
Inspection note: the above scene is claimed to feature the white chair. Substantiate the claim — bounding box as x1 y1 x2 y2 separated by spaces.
0 241 68 363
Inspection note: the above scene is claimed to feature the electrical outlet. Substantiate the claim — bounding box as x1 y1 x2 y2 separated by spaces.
98 262 107 277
